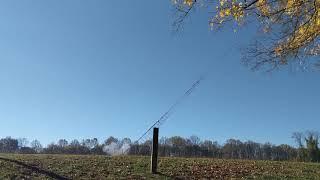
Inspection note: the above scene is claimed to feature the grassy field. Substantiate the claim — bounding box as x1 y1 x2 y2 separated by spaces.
0 154 320 179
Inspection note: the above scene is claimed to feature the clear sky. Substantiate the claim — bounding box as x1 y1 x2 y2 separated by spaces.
0 0 319 146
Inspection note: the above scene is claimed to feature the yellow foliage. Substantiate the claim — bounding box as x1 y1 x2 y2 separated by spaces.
220 0 226 6
220 10 225 17
173 0 320 64
184 0 194 6
225 9 231 16
257 0 270 16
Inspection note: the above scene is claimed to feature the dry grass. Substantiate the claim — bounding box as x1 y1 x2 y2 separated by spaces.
0 153 319 179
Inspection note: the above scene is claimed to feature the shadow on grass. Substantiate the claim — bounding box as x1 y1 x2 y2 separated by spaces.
0 156 71 180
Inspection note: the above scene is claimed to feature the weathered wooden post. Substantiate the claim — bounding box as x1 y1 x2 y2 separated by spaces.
151 127 159 174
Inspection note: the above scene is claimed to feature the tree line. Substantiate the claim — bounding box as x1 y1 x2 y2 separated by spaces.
0 131 319 162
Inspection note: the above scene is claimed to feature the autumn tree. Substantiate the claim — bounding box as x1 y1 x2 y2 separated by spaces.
292 131 320 162
305 131 320 162
172 0 320 71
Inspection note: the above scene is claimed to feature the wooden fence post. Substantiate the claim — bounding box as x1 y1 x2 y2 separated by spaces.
151 127 159 174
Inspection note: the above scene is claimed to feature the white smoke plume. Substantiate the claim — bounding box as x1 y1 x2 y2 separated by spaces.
103 142 131 156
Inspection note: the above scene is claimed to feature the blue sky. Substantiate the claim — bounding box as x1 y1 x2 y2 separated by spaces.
0 0 319 146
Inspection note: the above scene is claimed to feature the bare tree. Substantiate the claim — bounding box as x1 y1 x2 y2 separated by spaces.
292 132 304 148
30 139 43 153
57 139 68 148
104 136 119 145
189 135 201 145
18 138 29 148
